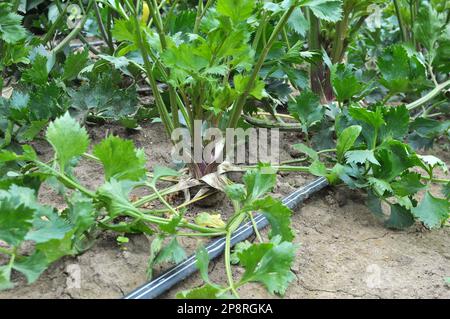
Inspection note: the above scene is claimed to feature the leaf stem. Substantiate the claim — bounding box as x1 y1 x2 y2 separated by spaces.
77 34 101 54
243 115 302 130
123 204 222 234
176 231 226 237
420 176 450 184
228 4 297 128
128 1 174 135
393 0 409 42
252 11 269 49
51 0 95 54
331 9 350 63
406 79 450 111
225 231 240 298
149 184 178 216
93 0 114 53
42 1 69 44
0 246 14 256
280 157 309 165
35 161 96 198
133 184 184 207
248 212 263 243
164 0 180 29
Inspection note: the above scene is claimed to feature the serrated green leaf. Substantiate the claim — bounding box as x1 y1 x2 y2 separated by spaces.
7 185 37 208
62 50 89 81
345 150 380 165
391 173 426 197
26 208 72 244
225 183 247 202
29 46 54 71
243 164 277 203
98 54 130 70
348 106 385 130
69 72 139 120
411 192 450 229
368 177 393 196
67 193 96 237
21 55 49 86
0 4 27 44
288 90 324 132
373 140 421 181
165 9 197 34
97 179 137 217
418 155 448 173
147 235 163 280
305 0 343 22
28 81 63 121
385 204 415 230
18 120 48 142
238 240 296 295
414 5 443 62
12 251 49 284
249 197 294 242
158 213 182 234
287 7 309 36
35 230 75 263
0 198 34 246
111 18 136 43
284 67 309 89
217 0 255 23
292 143 319 161
327 163 345 185
380 105 409 140
0 41 30 67
204 65 228 76
0 265 13 290
93 135 146 182
46 113 89 171
196 246 210 283
154 237 187 265
162 43 209 77
309 160 328 176
331 63 365 103
234 74 266 100
377 44 426 93
9 91 29 119
230 240 252 264
366 190 384 219
410 118 450 139
397 196 413 210
336 125 362 162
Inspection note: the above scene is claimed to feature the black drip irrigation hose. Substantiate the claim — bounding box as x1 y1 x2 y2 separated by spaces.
123 177 329 299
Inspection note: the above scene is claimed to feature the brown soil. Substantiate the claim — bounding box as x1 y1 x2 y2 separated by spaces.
0 123 449 299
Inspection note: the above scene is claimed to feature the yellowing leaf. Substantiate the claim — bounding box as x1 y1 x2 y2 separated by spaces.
195 212 226 229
